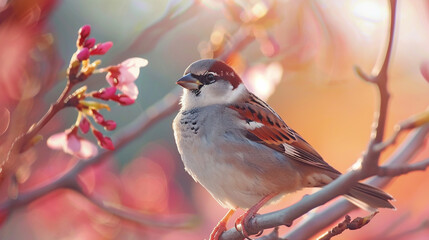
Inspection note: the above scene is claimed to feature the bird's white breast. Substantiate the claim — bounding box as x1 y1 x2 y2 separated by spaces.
173 105 303 209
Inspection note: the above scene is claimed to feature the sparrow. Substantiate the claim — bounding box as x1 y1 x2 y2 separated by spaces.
172 59 394 239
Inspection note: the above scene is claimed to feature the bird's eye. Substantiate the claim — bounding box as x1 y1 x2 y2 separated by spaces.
206 73 216 82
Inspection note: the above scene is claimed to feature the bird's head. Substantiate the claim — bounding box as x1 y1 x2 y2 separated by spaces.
177 59 247 109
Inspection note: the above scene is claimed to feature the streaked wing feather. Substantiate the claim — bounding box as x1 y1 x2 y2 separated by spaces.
229 94 340 174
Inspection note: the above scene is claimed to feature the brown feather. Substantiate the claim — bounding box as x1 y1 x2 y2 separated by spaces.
228 94 340 174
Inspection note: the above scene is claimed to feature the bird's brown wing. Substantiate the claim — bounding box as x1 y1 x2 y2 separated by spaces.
228 94 340 175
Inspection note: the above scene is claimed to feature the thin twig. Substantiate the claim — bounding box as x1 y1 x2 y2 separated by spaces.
374 125 403 152
360 0 397 175
317 215 351 240
2 76 78 187
317 212 378 240
375 107 429 151
378 158 429 177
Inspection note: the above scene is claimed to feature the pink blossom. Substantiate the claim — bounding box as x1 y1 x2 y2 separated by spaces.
105 57 148 99
47 127 98 159
90 42 113 55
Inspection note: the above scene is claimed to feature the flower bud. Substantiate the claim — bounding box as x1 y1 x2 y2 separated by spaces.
90 42 113 55
112 94 135 105
92 110 105 124
77 25 91 47
79 117 90 134
103 120 117 131
83 38 96 49
76 48 90 61
92 87 117 100
92 129 115 150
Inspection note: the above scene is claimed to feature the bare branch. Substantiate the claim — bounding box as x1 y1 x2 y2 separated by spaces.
3 79 76 181
284 124 429 240
354 66 375 83
318 212 378 240
359 0 397 174
374 125 403 152
317 215 351 240
71 185 197 229
378 158 429 177
375 108 429 151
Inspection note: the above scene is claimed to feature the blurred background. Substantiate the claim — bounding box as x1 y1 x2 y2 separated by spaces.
1 0 429 239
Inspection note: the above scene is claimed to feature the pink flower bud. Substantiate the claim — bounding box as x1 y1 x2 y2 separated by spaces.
83 38 96 49
112 94 135 105
92 110 104 124
92 129 115 150
78 25 91 47
90 42 113 55
101 136 115 150
79 117 90 134
76 48 90 61
103 120 117 131
92 87 117 100
92 129 103 140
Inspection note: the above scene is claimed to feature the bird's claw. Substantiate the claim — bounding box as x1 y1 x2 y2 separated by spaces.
234 213 262 240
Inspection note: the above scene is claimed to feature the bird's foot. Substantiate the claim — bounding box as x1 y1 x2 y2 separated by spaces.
210 222 227 240
234 193 277 239
234 212 263 240
210 209 236 240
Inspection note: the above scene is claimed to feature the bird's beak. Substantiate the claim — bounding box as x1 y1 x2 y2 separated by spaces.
176 73 203 90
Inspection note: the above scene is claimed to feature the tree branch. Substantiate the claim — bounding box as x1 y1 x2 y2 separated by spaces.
3 80 76 180
318 212 378 240
359 0 397 175
283 124 429 240
378 158 429 177
317 215 352 240
71 183 197 229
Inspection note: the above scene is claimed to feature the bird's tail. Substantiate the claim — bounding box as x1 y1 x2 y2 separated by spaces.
344 182 395 212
